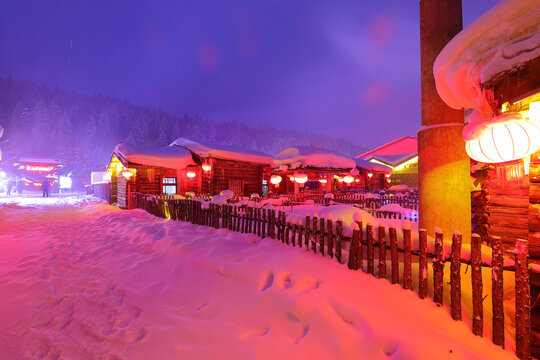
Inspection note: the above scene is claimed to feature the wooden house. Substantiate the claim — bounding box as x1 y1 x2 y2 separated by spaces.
104 139 273 208
356 137 418 187
270 146 356 195
433 0 540 355
354 158 392 191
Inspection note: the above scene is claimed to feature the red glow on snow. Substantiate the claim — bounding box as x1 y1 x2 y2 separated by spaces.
196 43 220 71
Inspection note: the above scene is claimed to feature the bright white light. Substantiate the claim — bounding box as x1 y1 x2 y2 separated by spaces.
202 164 212 172
187 171 196 178
293 173 308 184
59 176 72 189
343 175 354 184
0 171 6 178
270 175 282 185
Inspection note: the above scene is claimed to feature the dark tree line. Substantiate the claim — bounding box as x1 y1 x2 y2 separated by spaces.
0 77 366 171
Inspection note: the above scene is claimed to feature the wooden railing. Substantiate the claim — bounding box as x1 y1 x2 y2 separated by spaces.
129 193 532 359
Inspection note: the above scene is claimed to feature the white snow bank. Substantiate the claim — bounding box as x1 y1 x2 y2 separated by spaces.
171 138 273 165
220 189 234 199
115 142 196 169
274 146 356 170
434 0 540 112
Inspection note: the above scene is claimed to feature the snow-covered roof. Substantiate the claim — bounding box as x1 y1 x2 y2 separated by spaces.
171 138 273 165
273 146 356 170
354 158 392 173
357 136 417 158
367 153 417 168
114 142 196 169
434 0 540 112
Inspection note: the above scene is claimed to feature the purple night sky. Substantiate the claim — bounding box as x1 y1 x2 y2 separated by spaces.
0 0 500 148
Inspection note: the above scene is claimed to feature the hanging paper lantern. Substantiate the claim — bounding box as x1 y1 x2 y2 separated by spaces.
385 174 391 178
464 112 540 163
319 179 327 184
367 173 373 178
202 163 212 172
187 171 196 178
122 169 134 180
289 176 295 181
355 179 360 183
294 173 308 184
337 178 344 183
270 175 282 185
343 175 354 184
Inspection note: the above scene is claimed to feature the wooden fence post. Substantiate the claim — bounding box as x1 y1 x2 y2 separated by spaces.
379 225 386 279
312 216 318 253
336 220 343 264
320 218 326 256
450 231 462 321
515 238 531 360
262 209 266 239
390 226 398 284
419 229 428 299
285 222 290 245
305 216 311 251
298 221 304 248
327 218 334 258
433 230 444 306
491 235 505 348
348 223 359 270
356 222 363 272
471 233 483 336
291 223 297 246
403 225 412 289
366 224 374 275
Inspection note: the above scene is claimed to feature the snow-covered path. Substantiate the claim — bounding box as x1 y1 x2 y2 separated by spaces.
0 196 514 359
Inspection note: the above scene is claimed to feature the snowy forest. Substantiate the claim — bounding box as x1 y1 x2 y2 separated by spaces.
0 77 366 170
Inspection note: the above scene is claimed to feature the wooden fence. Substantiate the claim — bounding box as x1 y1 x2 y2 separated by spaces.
129 193 531 359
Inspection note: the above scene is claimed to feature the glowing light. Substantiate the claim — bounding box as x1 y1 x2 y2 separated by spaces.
289 176 295 181
270 175 282 185
0 171 5 178
103 172 112 182
202 163 212 172
387 179 391 183
25 165 54 172
187 171 196 178
530 101 540 122
122 169 134 180
294 173 308 184
59 176 72 189
343 175 354 184
465 113 540 163
319 179 327 184
338 178 344 183
355 179 360 183
393 156 418 171
367 173 373 178
385 174 391 178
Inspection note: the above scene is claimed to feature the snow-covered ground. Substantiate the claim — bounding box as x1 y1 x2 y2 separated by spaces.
0 195 515 359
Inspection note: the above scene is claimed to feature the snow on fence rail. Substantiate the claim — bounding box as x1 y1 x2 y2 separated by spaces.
129 193 532 359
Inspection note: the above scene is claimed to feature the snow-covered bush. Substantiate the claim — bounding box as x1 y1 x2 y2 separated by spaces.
220 190 234 200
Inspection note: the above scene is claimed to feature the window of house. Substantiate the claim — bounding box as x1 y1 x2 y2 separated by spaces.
162 177 177 195
228 179 244 197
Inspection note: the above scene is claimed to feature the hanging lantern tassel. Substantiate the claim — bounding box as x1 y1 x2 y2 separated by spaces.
464 112 540 164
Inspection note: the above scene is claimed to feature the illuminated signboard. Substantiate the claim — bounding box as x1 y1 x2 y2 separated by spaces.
24 165 55 172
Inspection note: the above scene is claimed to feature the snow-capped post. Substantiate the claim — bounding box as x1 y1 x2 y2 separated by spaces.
515 238 531 360
327 218 334 258
366 224 374 275
319 218 326 256
419 229 428 299
335 220 343 264
348 224 359 270
304 215 311 250
291 222 297 246
378 225 386 279
471 234 483 336
450 230 462 321
403 225 412 290
419 0 471 246
491 235 505 348
356 222 363 272
312 216 318 253
390 226 399 284
433 229 444 306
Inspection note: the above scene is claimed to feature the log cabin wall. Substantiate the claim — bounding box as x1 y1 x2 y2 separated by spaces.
211 158 265 196
484 161 529 253
117 175 127 208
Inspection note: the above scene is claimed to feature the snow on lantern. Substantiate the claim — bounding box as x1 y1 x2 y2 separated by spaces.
122 169 134 180
293 173 308 184
202 163 212 172
343 175 354 184
270 175 282 185
186 171 196 178
464 112 540 164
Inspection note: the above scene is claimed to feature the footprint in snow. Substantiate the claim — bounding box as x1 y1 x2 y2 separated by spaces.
258 270 274 292
237 325 270 340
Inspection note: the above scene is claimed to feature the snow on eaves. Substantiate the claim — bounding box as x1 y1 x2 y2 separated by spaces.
171 138 273 165
273 146 356 170
434 0 540 112
114 142 196 169
354 158 392 173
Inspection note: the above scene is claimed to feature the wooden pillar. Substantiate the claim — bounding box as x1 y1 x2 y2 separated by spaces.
419 0 471 241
